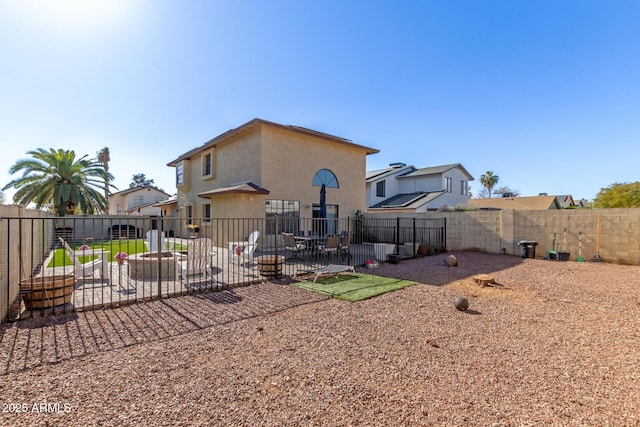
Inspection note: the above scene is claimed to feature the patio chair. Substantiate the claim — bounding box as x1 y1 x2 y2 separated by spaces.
59 237 106 280
319 235 340 260
235 231 260 266
176 237 215 283
283 233 305 260
339 232 352 260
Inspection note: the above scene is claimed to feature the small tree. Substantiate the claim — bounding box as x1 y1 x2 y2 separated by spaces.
593 182 640 208
97 147 111 213
129 174 155 188
479 171 500 198
493 186 520 197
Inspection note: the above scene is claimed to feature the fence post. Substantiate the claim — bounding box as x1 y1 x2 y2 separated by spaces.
396 217 400 253
443 217 447 252
274 214 280 278
413 218 416 256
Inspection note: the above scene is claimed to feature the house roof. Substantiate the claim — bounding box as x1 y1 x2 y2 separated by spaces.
197 181 270 198
468 195 560 210
555 195 575 208
110 185 170 197
398 163 474 180
168 118 379 166
365 163 414 182
369 191 445 210
153 197 177 207
124 200 160 213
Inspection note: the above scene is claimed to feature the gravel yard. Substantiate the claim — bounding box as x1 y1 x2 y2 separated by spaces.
1 251 639 426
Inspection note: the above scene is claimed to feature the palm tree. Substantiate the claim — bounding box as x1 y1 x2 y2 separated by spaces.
97 147 111 213
2 148 114 216
479 171 499 198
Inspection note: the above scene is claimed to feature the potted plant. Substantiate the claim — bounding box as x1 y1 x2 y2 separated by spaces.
114 251 128 265
234 245 244 256
365 259 378 269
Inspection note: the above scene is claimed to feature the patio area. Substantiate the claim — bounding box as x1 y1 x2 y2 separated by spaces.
21 241 385 317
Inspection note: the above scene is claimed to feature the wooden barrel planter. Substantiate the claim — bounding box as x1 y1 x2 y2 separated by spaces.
20 275 75 310
256 255 285 278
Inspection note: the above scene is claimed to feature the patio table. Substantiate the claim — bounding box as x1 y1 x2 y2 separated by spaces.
295 235 325 253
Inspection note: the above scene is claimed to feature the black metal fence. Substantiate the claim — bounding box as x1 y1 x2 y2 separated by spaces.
2 215 445 321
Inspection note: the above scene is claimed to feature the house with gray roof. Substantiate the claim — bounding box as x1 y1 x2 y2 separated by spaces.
366 163 474 213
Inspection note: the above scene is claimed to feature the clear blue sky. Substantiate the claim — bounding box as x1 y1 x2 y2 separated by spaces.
1 0 639 202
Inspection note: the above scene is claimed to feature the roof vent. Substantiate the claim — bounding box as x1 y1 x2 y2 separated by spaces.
389 162 406 168
538 192 548 196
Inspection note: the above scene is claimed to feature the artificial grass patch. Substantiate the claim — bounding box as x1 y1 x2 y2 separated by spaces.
293 272 418 302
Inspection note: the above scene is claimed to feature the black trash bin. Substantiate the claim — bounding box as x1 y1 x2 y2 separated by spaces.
518 240 538 258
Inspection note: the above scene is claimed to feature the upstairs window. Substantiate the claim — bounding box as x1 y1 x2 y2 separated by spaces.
445 177 452 193
176 162 184 186
460 180 468 195
203 153 211 177
376 180 386 197
312 169 339 188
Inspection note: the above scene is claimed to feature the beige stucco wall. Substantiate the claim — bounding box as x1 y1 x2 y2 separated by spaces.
172 122 371 244
260 125 367 219
109 187 169 215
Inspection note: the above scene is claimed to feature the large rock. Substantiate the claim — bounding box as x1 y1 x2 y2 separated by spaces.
454 296 469 311
444 255 457 267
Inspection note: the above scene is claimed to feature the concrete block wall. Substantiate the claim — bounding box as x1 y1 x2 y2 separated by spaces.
369 208 640 265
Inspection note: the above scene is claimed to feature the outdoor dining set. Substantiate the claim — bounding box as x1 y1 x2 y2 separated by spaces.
281 231 351 260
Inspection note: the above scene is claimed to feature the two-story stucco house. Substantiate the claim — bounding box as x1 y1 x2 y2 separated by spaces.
366 163 474 213
166 118 378 242
109 186 171 216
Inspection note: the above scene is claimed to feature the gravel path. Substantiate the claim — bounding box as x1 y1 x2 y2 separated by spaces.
1 251 639 426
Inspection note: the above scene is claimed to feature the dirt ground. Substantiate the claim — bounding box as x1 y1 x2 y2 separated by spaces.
1 251 639 426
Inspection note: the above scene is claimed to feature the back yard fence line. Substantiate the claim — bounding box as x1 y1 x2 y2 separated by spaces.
1 215 446 322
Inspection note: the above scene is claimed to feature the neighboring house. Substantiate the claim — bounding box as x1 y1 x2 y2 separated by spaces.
153 196 178 217
166 118 378 242
574 198 590 208
366 163 474 213
109 186 171 216
469 195 561 210
555 195 575 209
556 195 590 208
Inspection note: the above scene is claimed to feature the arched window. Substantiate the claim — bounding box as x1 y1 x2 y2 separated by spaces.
312 169 339 188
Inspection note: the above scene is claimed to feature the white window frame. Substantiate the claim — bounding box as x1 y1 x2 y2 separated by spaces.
202 203 211 222
202 152 211 178
445 177 452 193
176 162 184 186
